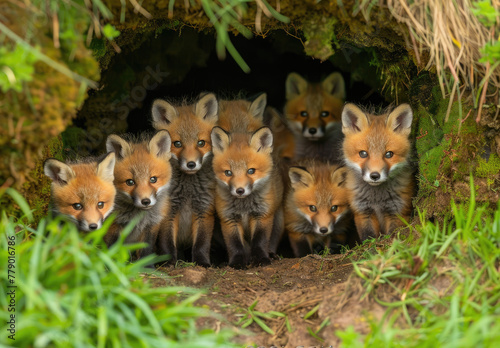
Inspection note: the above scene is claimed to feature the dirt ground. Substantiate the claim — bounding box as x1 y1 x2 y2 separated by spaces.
146 251 388 347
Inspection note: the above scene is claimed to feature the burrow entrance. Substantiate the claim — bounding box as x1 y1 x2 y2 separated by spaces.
73 27 398 156
68 26 419 264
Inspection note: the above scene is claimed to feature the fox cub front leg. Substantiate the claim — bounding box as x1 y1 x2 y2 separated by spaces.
192 211 215 267
288 231 313 258
383 214 407 235
132 224 161 264
221 220 247 269
249 215 273 266
353 212 380 241
158 216 179 266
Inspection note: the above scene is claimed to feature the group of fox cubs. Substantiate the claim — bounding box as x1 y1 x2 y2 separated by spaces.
44 72 415 268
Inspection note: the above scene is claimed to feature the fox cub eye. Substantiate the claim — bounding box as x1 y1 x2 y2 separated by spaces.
385 151 394 158
150 176 157 183
247 168 255 175
320 111 329 117
97 202 104 209
173 141 182 148
300 111 308 117
224 170 233 177
72 203 83 211
331 205 338 212
359 151 368 158
126 179 135 186
197 140 205 147
309 205 317 212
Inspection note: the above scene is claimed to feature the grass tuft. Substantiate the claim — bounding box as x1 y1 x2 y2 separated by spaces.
337 177 500 346
0 190 238 347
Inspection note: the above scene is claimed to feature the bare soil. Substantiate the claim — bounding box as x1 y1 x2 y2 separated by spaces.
147 253 387 347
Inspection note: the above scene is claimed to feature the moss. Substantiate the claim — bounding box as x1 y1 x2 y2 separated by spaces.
412 81 499 218
21 136 64 222
61 126 88 156
90 38 107 59
476 154 500 178
303 16 337 60
419 143 447 186
414 105 443 155
0 4 99 191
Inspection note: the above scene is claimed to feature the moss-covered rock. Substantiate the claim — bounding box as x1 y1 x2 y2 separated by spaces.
413 84 500 218
21 137 64 222
0 3 99 192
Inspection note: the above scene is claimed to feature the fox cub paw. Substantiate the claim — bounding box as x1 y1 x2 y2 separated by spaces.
251 254 271 267
194 259 211 268
229 254 247 269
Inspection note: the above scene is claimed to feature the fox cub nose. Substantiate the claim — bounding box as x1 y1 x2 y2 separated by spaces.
236 188 245 196
141 198 151 206
370 172 381 181
187 161 197 169
89 223 98 230
308 128 317 135
319 227 329 234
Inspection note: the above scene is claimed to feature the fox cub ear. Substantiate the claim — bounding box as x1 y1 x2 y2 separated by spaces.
387 104 413 136
341 104 369 134
195 93 218 122
106 134 132 160
44 159 75 185
97 152 116 182
289 166 314 188
211 126 230 154
285 72 308 100
149 130 172 160
151 99 179 128
249 93 267 121
322 72 345 100
250 127 273 154
331 166 348 187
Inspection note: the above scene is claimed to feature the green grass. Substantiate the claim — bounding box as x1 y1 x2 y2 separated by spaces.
337 178 500 347
236 299 289 335
0 189 238 347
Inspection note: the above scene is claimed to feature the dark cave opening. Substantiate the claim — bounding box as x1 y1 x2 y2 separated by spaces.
125 29 389 134
74 27 390 155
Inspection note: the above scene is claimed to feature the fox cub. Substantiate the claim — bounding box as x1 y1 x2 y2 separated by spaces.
151 93 219 267
44 153 116 231
218 93 267 132
211 95 284 268
341 103 415 241
285 162 353 257
104 131 173 259
282 72 346 162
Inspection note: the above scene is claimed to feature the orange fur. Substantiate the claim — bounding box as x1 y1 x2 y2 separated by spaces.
212 125 284 268
152 93 218 174
151 94 218 266
279 72 346 161
105 131 173 260
342 103 415 240
113 145 172 201
44 153 116 232
284 162 354 257
217 94 267 133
